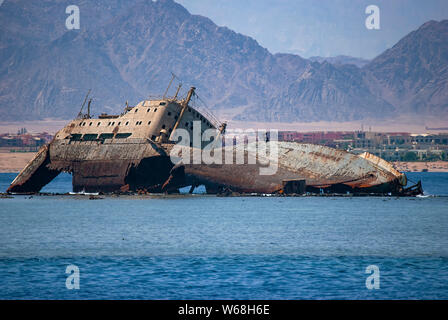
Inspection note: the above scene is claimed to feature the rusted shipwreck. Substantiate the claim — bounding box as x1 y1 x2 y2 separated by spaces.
7 86 422 196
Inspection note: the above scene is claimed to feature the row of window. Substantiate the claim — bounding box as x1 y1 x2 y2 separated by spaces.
70 133 132 141
78 108 212 129
79 120 153 127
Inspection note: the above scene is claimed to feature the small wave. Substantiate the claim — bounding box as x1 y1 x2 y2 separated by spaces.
69 191 99 196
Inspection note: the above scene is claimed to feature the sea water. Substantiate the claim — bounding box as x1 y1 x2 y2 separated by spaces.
0 172 447 299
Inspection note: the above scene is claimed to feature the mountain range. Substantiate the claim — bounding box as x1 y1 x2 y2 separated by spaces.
0 0 447 123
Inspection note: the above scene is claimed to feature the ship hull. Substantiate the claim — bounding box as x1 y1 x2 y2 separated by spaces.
161 142 410 195
8 141 413 196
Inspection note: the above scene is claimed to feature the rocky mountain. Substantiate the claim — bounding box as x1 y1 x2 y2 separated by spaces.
364 20 448 116
0 0 447 123
308 55 370 68
241 61 394 122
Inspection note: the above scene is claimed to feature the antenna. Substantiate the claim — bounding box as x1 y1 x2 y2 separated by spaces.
163 73 176 99
77 89 91 118
173 83 182 99
87 98 92 119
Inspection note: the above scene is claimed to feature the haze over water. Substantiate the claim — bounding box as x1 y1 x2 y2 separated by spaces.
0 172 447 299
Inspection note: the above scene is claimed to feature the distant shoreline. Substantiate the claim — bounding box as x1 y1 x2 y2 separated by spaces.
1 151 447 174
393 161 448 173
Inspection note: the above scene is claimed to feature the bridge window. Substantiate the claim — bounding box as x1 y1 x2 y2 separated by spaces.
115 133 132 139
99 133 114 140
83 134 98 141
70 134 82 141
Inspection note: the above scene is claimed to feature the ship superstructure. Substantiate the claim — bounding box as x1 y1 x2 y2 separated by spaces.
8 87 225 193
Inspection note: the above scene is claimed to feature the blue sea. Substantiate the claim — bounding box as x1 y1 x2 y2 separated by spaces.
0 172 447 299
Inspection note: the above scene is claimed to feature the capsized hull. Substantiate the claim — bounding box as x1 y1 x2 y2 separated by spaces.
160 141 409 195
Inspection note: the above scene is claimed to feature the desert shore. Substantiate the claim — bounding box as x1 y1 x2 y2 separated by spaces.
0 152 36 173
393 161 448 173
0 151 447 174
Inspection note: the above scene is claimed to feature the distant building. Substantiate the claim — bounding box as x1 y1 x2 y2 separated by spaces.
0 130 53 151
278 131 448 161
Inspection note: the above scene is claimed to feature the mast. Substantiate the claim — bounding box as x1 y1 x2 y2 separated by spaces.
169 86 195 140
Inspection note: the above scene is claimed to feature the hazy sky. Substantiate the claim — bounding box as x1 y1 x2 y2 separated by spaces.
177 0 448 59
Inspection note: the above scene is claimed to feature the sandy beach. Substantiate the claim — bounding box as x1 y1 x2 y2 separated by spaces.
0 152 35 173
393 161 448 173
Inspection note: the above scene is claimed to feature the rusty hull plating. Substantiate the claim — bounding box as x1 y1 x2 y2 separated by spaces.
7 87 420 196
161 142 413 195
